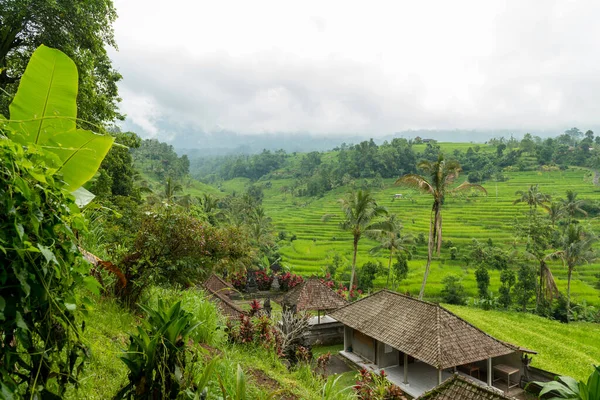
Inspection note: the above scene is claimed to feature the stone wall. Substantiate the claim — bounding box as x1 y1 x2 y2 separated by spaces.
306 321 344 346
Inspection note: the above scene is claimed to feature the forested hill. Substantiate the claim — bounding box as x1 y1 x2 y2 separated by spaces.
189 128 600 198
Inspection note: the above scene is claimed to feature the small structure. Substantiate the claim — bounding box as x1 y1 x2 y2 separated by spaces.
416 374 513 400
203 273 235 298
205 287 246 320
330 290 535 398
278 278 348 323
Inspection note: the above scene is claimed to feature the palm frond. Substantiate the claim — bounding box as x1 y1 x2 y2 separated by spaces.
395 174 433 194
452 181 488 195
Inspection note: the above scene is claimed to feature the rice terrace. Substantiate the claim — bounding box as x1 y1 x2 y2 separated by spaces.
2 1 600 399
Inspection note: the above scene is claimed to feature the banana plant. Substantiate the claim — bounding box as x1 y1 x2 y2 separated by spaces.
2 45 114 204
532 365 600 400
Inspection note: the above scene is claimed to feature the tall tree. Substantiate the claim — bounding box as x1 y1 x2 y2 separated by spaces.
548 225 597 322
368 214 412 289
396 153 486 299
513 184 551 215
0 0 122 127
561 190 587 225
338 189 388 290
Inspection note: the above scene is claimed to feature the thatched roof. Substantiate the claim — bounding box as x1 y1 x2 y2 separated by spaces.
278 278 348 311
203 273 235 298
416 375 514 400
205 287 246 319
329 290 517 369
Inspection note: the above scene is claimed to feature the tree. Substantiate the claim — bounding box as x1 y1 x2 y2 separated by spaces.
513 184 551 215
548 225 597 322
358 261 383 291
396 153 486 299
338 189 388 290
0 0 123 127
441 275 467 305
498 269 516 309
514 264 537 312
561 190 587 225
547 201 564 227
368 214 412 289
392 254 409 289
475 265 490 299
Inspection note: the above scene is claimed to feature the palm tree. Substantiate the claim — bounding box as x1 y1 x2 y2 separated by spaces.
547 201 564 227
396 154 486 300
513 184 551 215
368 214 413 289
561 190 587 225
163 176 183 203
547 225 597 322
339 189 388 291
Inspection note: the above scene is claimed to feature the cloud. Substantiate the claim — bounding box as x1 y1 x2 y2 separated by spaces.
110 0 600 142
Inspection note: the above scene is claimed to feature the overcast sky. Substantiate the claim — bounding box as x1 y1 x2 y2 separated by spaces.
109 0 600 142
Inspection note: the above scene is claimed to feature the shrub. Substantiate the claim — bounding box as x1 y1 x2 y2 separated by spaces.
353 369 408 400
358 261 383 291
116 300 201 398
441 275 467 305
255 269 273 291
514 264 537 311
498 269 516 309
280 272 304 291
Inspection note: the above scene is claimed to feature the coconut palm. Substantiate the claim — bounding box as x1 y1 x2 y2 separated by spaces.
368 214 413 289
339 189 388 291
396 153 486 300
513 184 551 215
547 201 564 227
547 225 597 322
561 190 587 225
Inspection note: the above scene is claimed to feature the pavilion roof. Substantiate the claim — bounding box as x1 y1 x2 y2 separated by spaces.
278 278 348 311
416 374 514 400
205 287 246 319
330 290 520 369
203 273 235 298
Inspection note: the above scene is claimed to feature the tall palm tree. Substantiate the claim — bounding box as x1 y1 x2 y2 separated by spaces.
339 189 388 291
547 201 564 228
368 214 413 289
561 190 587 225
547 225 597 322
396 154 486 300
513 184 551 215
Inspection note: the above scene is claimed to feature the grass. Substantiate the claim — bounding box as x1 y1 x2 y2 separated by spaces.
65 289 353 399
445 304 600 381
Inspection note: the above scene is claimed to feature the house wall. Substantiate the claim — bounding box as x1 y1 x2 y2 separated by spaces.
352 330 376 362
376 341 399 368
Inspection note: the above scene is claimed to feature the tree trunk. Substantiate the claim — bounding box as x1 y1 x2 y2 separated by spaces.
387 246 394 289
349 235 359 291
566 267 573 323
536 259 544 312
419 210 435 300
436 209 443 255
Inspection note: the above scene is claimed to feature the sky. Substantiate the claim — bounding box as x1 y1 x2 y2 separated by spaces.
109 0 600 143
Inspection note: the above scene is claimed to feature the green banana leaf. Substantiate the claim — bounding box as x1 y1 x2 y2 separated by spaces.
6 45 113 190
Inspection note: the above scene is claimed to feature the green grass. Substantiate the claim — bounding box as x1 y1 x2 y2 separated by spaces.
65 289 352 399
445 305 600 381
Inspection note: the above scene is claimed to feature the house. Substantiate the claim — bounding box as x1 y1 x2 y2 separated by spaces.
204 287 246 319
277 278 348 322
203 273 236 298
416 374 513 400
330 290 535 398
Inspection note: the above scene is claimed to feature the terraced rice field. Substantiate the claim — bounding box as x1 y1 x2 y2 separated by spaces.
252 168 600 304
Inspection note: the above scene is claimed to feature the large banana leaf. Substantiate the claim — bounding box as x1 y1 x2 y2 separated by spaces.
6 45 113 189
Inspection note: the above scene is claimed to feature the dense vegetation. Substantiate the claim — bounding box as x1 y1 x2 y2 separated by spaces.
1 4 599 398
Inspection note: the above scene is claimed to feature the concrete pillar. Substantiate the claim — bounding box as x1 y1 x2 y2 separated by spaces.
438 368 443 385
343 326 349 351
487 358 493 386
403 353 409 384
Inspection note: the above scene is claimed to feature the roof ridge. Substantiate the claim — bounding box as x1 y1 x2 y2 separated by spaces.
205 287 245 314
436 306 442 368
313 278 349 302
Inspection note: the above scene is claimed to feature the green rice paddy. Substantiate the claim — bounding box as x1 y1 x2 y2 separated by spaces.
245 167 600 304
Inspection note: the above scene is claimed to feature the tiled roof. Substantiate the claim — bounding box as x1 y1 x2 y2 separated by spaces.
279 278 348 311
203 273 235 298
417 375 514 400
205 287 246 319
330 290 517 369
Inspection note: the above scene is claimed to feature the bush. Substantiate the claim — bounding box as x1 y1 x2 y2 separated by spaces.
441 275 467 305
358 261 383 291
278 230 288 241
498 269 516 309
353 368 408 399
514 264 537 311
280 272 304 291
